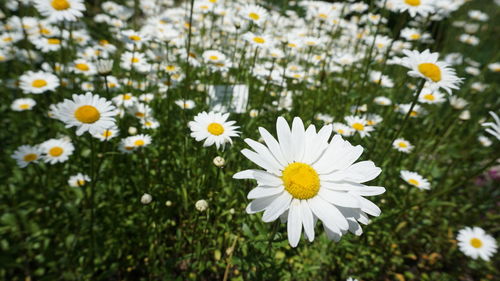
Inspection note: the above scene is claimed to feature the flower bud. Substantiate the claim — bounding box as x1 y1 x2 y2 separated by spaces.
213 156 225 167
141 193 152 204
195 199 208 212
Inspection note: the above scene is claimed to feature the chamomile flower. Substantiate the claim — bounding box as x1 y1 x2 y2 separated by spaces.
457 227 497 261
392 138 414 153
188 111 240 149
72 59 96 76
400 170 430 190
345 116 374 138
11 145 43 168
11 98 36 111
243 32 273 49
488 62 500 72
40 138 75 164
482 111 500 140
19 70 59 94
32 36 63 52
400 27 430 42
394 0 435 17
141 118 160 129
68 173 90 187
34 0 86 22
234 117 385 247
400 49 462 94
54 92 117 136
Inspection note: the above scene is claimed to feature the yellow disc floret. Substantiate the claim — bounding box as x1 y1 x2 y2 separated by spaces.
404 0 421 6
470 238 483 248
51 0 70 10
49 146 64 157
74 105 100 123
207 123 224 136
282 162 320 199
418 63 442 82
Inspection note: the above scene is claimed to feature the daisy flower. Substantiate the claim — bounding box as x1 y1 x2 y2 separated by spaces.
11 98 36 111
400 170 430 190
243 32 273 49
54 92 117 136
112 93 137 108
488 62 500 73
141 118 160 129
127 134 152 149
34 0 86 22
418 88 446 104
188 111 240 149
72 59 96 76
92 126 119 141
240 4 268 25
394 0 435 17
392 138 414 153
374 96 392 106
40 138 75 164
68 173 90 187
399 49 462 94
11 145 43 168
19 70 59 94
344 116 374 138
175 99 196 109
457 227 497 261
482 111 500 140
31 37 63 52
234 117 385 247
333 122 354 137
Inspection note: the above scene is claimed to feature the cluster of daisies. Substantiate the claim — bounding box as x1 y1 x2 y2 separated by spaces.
4 0 498 265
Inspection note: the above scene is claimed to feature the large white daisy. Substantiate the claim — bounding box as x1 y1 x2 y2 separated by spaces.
233 117 385 247
40 138 75 164
54 92 117 136
457 226 497 261
482 111 500 141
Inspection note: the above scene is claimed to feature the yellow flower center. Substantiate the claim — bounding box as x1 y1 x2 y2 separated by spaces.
49 146 64 157
135 112 145 118
352 123 364 131
253 37 265 44
123 94 132 100
424 94 435 101
32 79 47 88
131 57 140 63
129 35 141 41
398 142 408 148
99 39 109 45
102 130 113 137
75 63 90 71
19 104 30 109
404 0 421 6
209 55 219 61
23 153 38 162
48 38 60 45
410 111 418 117
134 139 145 146
77 179 86 186
248 12 260 20
207 123 224 136
51 0 70 10
408 179 419 186
3 37 12 42
74 105 100 123
318 13 328 19
282 162 320 199
337 129 344 134
418 63 442 82
166 65 176 71
410 34 421 40
470 238 483 248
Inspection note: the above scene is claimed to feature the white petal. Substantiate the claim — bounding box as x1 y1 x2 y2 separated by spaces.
341 161 381 183
318 188 360 208
287 199 302 247
300 200 315 242
276 117 294 164
358 197 381 217
246 195 279 214
261 192 292 222
290 117 306 162
308 196 348 231
258 127 288 167
247 186 284 199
